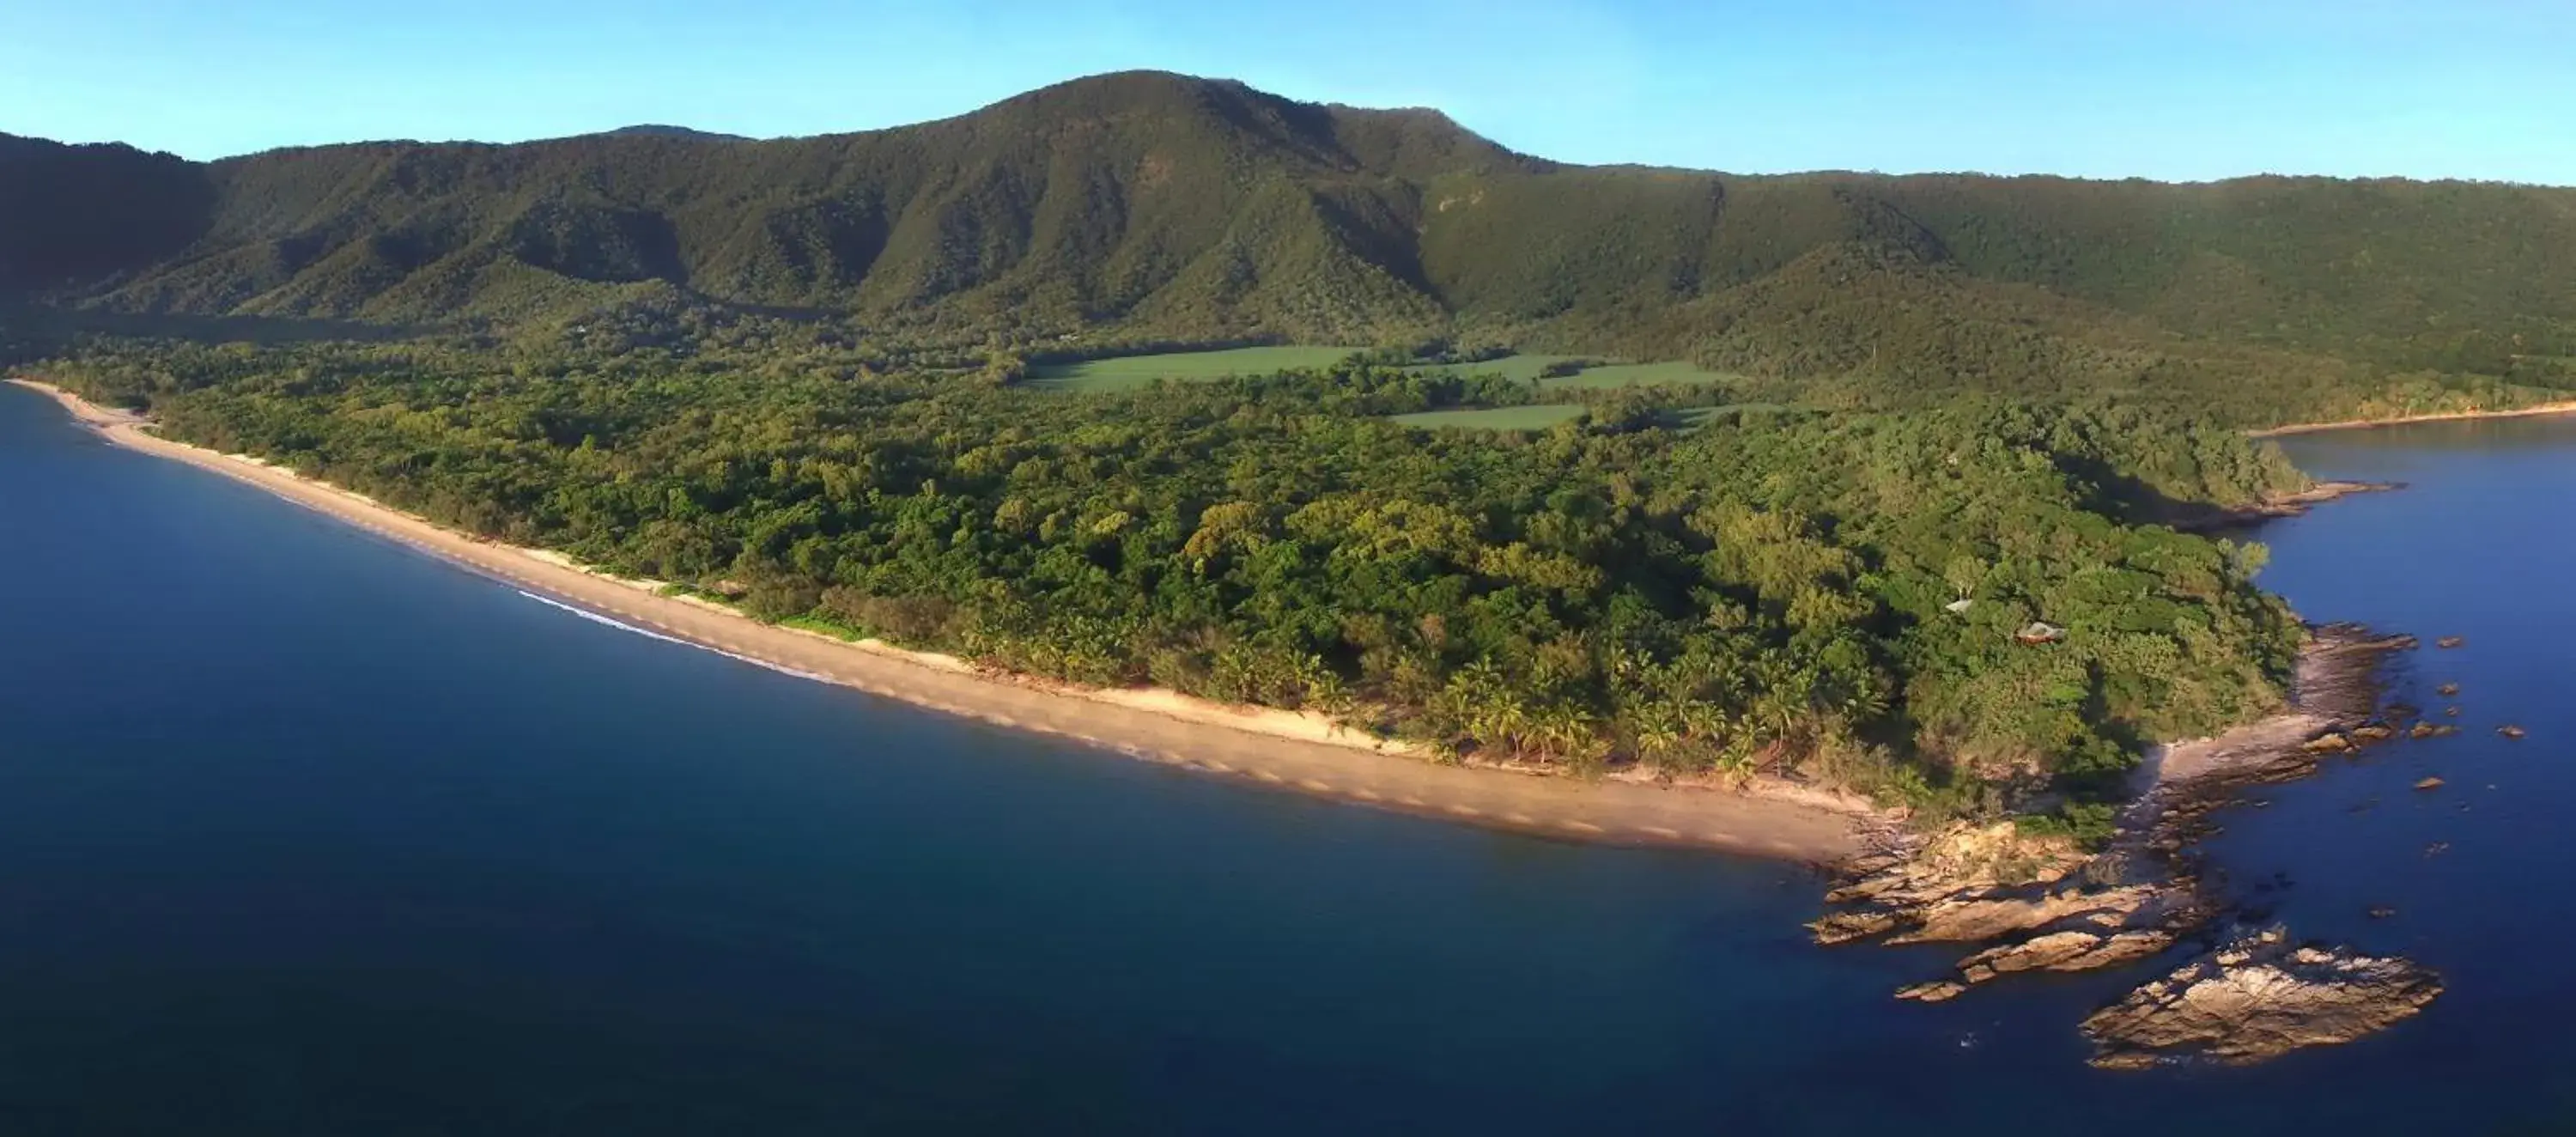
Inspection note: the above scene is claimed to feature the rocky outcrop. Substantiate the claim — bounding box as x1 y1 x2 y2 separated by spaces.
1894 980 1966 1003
1890 882 2188 946
1814 824 2195 948
1826 623 2434 1068
2144 625 2415 790
1817 821 2209 1004
1955 928 2176 983
2081 927 2442 1069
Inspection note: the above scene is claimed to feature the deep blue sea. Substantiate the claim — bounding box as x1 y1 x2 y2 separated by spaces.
4 382 2573 1134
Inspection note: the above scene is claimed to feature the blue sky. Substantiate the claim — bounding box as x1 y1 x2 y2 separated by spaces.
4 0 2570 183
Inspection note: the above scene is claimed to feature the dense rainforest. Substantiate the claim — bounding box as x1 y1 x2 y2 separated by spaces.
46 339 2304 824
10 70 2573 825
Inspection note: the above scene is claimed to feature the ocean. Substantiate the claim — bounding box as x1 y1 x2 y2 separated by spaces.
3 383 2570 1134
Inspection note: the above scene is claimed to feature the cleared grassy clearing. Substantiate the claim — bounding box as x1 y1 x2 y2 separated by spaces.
1024 346 1362 391
1388 404 1588 430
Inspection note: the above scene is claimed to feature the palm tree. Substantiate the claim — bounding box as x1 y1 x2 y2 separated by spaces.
1532 703 1605 765
1629 701 1685 764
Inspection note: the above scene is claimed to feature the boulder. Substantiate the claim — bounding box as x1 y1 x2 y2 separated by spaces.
2498 725 2526 739
2081 927 2442 1069
2414 776 2445 792
2436 636 2466 649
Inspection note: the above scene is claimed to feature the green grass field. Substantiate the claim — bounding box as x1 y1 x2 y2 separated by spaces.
1024 346 1363 392
1388 404 1589 430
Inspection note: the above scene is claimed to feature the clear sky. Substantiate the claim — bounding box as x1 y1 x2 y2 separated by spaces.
5 0 2570 183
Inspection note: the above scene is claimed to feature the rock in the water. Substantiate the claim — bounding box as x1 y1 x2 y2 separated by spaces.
2498 725 2526 739
1808 909 1907 946
2081 927 2441 1069
1895 980 1967 1003
2436 636 2466 649
2302 733 2354 754
1884 882 2183 946
2366 905 2397 920
1954 928 2176 982
2350 725 2394 742
2436 683 2460 696
2414 776 2445 791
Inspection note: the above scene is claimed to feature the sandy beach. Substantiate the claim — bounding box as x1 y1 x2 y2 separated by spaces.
9 378 1880 863
2252 401 2576 438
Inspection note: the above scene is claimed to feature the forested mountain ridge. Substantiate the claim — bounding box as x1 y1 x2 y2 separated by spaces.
8 70 2575 419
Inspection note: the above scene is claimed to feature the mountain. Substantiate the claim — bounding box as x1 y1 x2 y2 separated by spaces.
593 125 751 142
7 70 2575 407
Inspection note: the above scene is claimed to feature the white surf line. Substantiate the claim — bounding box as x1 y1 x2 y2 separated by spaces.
513 589 840 685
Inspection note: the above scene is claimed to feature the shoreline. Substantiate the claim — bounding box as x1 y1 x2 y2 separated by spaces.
2251 401 2576 438
2166 479 2397 532
2139 624 2403 792
8 378 1880 863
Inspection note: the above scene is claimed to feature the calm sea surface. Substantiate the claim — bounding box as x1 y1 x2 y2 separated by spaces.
4 383 2573 1134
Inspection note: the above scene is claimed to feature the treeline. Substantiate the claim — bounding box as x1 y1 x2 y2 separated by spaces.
51 340 2307 815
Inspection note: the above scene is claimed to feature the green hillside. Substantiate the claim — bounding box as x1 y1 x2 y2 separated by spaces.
7 69 2576 423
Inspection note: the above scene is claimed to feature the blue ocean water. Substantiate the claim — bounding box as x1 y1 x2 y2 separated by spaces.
3 383 2571 1134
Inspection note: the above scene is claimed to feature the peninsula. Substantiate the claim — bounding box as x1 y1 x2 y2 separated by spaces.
6 70 2573 862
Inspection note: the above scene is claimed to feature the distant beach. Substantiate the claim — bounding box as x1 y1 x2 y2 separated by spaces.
2251 401 2576 438
7 378 1881 863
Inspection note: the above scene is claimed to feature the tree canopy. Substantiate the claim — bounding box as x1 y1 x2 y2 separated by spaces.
48 339 2311 818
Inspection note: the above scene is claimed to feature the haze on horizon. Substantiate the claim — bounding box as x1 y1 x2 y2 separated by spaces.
7 0 2572 185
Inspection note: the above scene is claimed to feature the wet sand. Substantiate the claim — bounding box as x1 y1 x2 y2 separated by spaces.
8 379 1878 863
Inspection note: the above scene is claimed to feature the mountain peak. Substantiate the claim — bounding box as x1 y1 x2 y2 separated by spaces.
597 125 750 143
